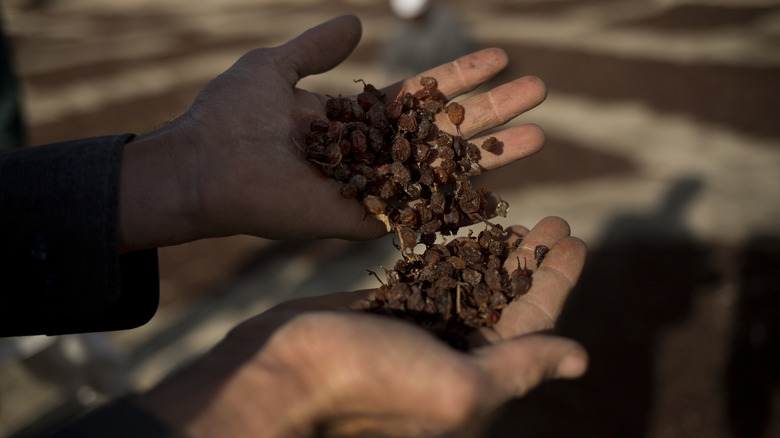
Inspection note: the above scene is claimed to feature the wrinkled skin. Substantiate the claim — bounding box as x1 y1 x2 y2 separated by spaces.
119 15 547 252
122 15 585 438
138 217 587 438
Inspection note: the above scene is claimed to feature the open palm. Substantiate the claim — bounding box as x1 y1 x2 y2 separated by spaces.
172 15 547 242
203 218 586 437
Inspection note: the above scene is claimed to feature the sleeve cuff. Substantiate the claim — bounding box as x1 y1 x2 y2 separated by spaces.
0 134 159 336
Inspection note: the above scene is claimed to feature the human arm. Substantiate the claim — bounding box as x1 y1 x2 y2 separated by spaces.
0 135 159 336
1 14 546 335
117 14 547 252
125 217 586 438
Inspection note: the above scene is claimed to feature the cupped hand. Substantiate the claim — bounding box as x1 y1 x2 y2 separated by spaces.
472 216 587 344
122 15 547 249
137 218 586 438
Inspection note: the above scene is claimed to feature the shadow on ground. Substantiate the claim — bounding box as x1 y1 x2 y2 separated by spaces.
489 177 726 437
725 234 780 438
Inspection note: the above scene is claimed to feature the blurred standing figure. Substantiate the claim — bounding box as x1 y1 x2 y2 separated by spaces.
381 0 477 79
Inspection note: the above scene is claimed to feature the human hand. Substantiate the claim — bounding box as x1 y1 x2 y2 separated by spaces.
118 15 547 251
136 217 586 438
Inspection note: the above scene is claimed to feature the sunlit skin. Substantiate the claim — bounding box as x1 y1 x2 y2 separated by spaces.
118 15 588 438
119 15 547 252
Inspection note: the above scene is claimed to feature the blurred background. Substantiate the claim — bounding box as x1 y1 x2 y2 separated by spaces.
1 0 779 436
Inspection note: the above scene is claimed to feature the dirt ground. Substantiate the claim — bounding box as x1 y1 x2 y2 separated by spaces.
1 0 779 437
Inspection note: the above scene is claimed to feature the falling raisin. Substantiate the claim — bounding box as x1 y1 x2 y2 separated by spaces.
399 226 418 251
496 200 510 218
305 77 538 349
420 219 442 235
458 190 483 214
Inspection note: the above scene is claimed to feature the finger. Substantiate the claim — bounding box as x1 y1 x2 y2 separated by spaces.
471 123 546 170
517 236 586 319
505 216 572 272
473 335 588 400
460 190 503 225
466 219 571 345
502 224 530 244
496 236 587 338
274 289 377 313
493 217 577 336
383 48 509 100
273 15 362 84
437 76 548 139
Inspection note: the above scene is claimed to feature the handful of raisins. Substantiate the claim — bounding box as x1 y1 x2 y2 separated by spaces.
304 77 530 348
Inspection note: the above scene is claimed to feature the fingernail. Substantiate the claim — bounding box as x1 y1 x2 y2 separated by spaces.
556 351 588 378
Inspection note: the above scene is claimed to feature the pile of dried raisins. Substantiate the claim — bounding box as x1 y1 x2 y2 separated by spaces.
305 77 537 348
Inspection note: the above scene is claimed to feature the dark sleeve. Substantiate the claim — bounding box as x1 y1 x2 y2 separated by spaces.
0 134 159 336
47 397 179 438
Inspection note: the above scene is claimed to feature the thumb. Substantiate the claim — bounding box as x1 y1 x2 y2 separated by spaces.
273 14 362 84
473 335 588 400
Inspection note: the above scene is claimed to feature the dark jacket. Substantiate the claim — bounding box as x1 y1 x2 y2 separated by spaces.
0 134 159 336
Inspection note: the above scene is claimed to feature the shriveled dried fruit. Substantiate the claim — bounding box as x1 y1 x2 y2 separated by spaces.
420 233 436 247
484 268 504 291
304 77 535 349
379 180 398 199
363 195 387 215
496 200 510 218
448 256 467 270
385 100 403 119
398 207 418 228
508 269 532 299
438 145 455 160
351 131 367 153
435 130 453 148
417 115 433 139
534 245 549 267
481 136 499 153
458 190 483 214
391 137 411 162
390 161 412 185
441 158 459 175
462 268 482 286
442 207 461 228
420 76 437 90
404 182 422 198
398 113 417 133
399 226 418 251
325 98 343 120
419 219 442 235
446 102 465 126
310 119 330 132
430 191 446 214
465 142 481 161
432 167 449 185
